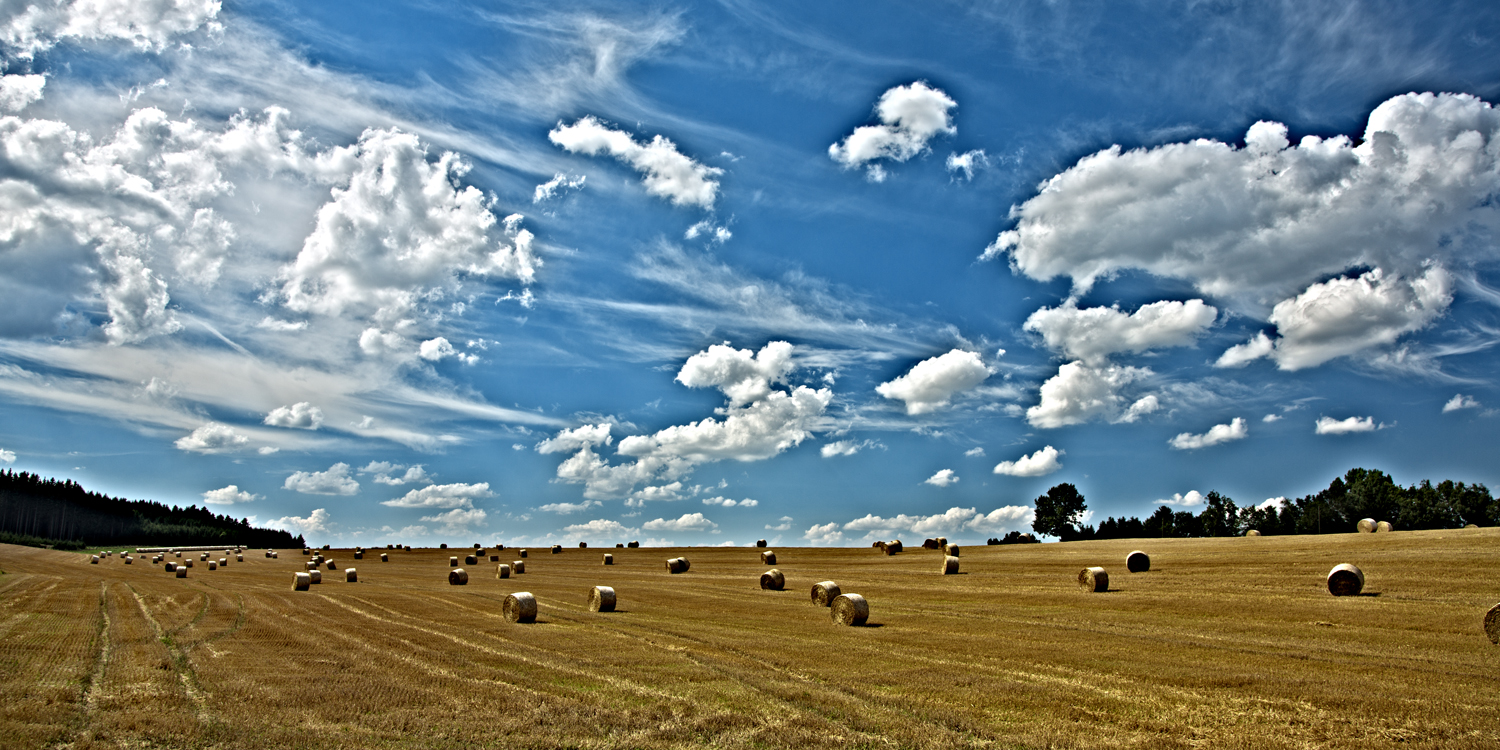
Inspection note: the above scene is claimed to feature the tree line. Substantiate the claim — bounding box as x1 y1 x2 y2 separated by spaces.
1023 467 1495 542
0 470 304 550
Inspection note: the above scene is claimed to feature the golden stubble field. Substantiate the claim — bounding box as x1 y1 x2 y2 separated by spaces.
1 530 1497 749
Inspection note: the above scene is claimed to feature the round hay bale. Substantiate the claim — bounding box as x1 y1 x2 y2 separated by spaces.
165 562 176 572
885 540 903 555
942 556 960 575
1078 566 1108 592
503 592 538 622
175 566 188 578
922 538 940 549
627 541 639 548
465 555 478 565
449 556 458 567
519 549 528 558
615 543 624 548
327 560 337 570
551 545 562 554
306 561 317 571
185 559 194 568
208 561 217 570
1327 563 1365 596
1375 521 1393 533
944 544 960 557
1357 518 1376 533
489 555 499 562
937 536 947 546
380 553 388 562
873 541 886 550
589 586 616 612
497 564 511 579
90 555 98 564
1485 602 1500 645
123 556 132 564
345 568 357 583
219 558 227 567
760 550 777 565
1245 529 1261 537
756 539 767 548
830 593 869 626
1126 550 1150 573
354 551 363 559
309 569 322 584
174 551 181 558
811 581 841 607
666 557 689 574
440 543 448 549
1466 524 1479 529
579 542 587 549
513 560 525 574
302 548 310 555
449 568 469 585
272 551 278 558
236 554 243 562
293 572 311 590
760 569 785 590
603 554 613 565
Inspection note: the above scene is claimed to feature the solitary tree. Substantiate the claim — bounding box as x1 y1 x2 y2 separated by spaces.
1032 483 1087 540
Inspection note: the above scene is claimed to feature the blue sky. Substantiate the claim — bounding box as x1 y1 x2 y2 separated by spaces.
1 0 1498 547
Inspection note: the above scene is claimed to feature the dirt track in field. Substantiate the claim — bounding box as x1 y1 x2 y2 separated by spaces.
2 531 1497 749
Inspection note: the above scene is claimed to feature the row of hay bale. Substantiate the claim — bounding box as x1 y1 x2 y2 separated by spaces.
292 568 358 589
1071 549 1375 600
753 556 869 626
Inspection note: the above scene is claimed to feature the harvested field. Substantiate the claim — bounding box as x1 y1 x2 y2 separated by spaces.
1 529 1498 748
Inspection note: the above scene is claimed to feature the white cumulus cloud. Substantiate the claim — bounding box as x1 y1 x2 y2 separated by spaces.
766 516 793 531
548 116 721 208
563 518 635 539
1025 299 1217 362
946 149 988 180
702 497 758 507
1443 394 1481 412
842 506 1033 536
0 448 14 463
284 463 360 495
925 469 959 487
267 507 331 537
876 349 991 415
993 445 1064 477
201 484 259 505
533 172 585 203
536 423 613 454
381 482 491 509
1027 362 1153 428
263 402 324 430
1157 491 1205 508
419 508 487 535
1168 418 1248 450
642 512 718 532
829 81 957 180
1314 416 1376 435
676 341 793 407
1 0 221 58
538 501 602 514
174 423 250 454
803 522 844 545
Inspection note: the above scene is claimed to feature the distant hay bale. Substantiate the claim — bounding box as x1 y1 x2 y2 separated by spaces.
760 569 785 590
579 542 587 549
615 543 624 548
666 557 689 574
1375 521 1393 533
174 551 181 558
176 566 187 578
236 554 243 562
603 554 613 565
551 545 562 554
1485 602 1500 645
309 569 322 584
293 572 311 590
944 544 960 557
873 541 886 550
380 553 388 562
165 562 176 572
303 548 310 555
884 540 903 555
354 551 363 559
219 558 227 567
503 592 538 622
1357 518 1376 533
937 537 947 547
756 539 767 548
449 568 469 585
123 556 132 564
327 560 337 570
943 556 959 575
441 543 448 549
922 538 940 549
1327 563 1365 596
513 560 525 574
208 561 217 570
465 555 478 565
811 581 841 607
345 568 357 583
489 555 499 562
1126 550 1150 573
271 551 278 558
1078 566 1109 592
761 550 777 565
1467 524 1480 529
185 560 193 568
589 586 616 612
519 549 528 558
628 541 639 548
830 593 868 626
307 562 317 571
450 556 459 567
1246 529 1262 537
90 555 98 564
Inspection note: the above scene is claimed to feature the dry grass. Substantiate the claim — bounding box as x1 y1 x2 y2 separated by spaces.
2 530 1499 748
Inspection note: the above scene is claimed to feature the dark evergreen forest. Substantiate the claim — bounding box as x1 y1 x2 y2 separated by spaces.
0 470 303 549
